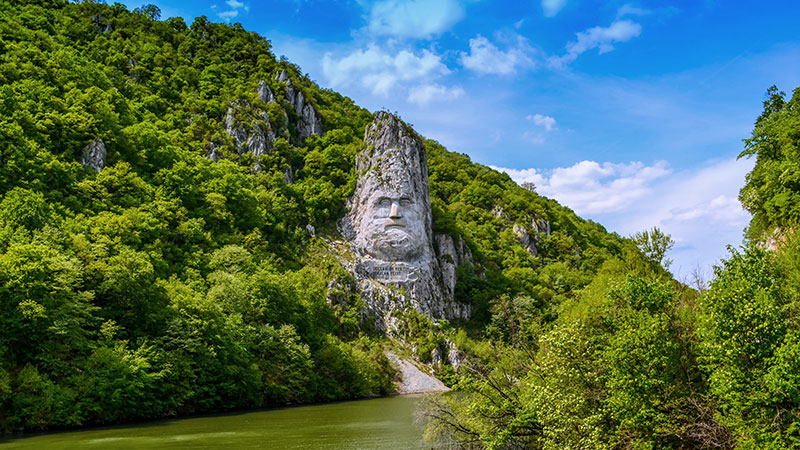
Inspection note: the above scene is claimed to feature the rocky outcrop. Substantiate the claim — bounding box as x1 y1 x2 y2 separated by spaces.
207 142 220 163
435 233 473 298
223 101 276 172
91 14 113 34
446 339 465 371
761 227 794 252
431 338 465 372
339 112 469 331
81 138 107 173
513 218 551 257
274 69 323 140
257 80 275 104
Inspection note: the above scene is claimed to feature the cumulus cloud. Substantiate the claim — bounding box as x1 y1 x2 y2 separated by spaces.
322 45 450 96
218 10 238 20
527 114 557 132
407 84 465 105
217 0 248 22
492 160 671 215
492 157 754 278
460 35 533 75
542 0 567 17
551 19 642 66
616 3 651 19
367 0 465 39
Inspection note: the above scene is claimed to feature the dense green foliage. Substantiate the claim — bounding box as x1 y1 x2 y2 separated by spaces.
0 0 629 432
424 86 800 449
425 140 625 324
739 86 800 240
0 0 384 430
7 1 799 447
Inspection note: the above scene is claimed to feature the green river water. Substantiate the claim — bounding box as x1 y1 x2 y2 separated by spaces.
0 395 436 449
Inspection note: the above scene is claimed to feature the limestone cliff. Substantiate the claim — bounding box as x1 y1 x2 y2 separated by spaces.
338 112 470 330
223 100 276 172
215 70 323 170
275 69 324 140
81 138 107 173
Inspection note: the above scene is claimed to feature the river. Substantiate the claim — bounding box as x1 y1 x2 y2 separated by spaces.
0 395 435 449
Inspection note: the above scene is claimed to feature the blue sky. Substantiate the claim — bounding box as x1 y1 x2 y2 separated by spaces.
125 0 800 280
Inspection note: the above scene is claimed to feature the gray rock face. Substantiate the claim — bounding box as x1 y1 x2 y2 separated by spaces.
762 227 787 252
435 233 473 298
513 218 551 257
257 80 275 104
207 142 220 163
81 138 107 173
91 14 113 34
386 351 450 394
275 68 290 84
223 102 276 172
446 339 465 371
340 112 469 330
275 69 323 140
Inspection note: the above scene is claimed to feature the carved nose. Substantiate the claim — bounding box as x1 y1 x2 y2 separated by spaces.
389 202 401 219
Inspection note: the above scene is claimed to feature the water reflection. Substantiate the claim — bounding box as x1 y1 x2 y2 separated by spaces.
1 395 433 449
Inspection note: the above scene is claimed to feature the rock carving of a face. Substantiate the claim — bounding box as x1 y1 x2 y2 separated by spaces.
347 112 433 262
358 188 426 261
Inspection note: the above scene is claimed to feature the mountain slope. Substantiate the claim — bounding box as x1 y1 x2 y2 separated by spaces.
0 0 630 431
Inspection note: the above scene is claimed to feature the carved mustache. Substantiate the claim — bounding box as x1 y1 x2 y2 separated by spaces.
384 218 407 228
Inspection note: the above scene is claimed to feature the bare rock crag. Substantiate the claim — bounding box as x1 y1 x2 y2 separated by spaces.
275 69 323 140
81 138 107 173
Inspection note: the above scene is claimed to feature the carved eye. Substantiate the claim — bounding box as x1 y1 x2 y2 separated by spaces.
378 198 392 207
399 198 412 207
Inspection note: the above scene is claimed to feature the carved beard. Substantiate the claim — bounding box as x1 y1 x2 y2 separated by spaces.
366 225 423 261
356 207 427 261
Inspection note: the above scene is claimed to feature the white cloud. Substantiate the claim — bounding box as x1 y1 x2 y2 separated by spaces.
542 0 567 17
367 0 465 39
322 45 450 96
551 20 642 66
460 35 533 75
217 0 247 21
527 114 557 132
218 9 238 21
492 160 671 215
492 157 755 279
667 195 744 224
616 3 651 19
407 84 465 105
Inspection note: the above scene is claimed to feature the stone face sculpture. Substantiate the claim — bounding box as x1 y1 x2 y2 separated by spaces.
340 112 469 329
349 116 432 263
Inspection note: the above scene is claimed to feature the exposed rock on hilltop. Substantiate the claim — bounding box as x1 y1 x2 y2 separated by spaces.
214 71 324 171
275 69 324 140
223 100 276 172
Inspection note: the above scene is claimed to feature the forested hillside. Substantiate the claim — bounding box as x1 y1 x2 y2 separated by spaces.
423 88 800 449
0 0 629 432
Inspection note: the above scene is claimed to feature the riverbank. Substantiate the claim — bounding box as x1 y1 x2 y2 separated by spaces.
387 351 450 394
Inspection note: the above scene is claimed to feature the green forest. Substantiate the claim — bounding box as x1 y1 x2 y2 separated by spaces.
1 1 800 448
